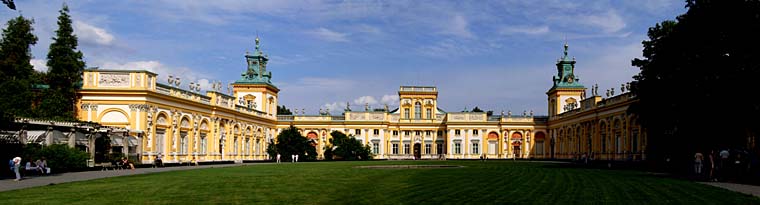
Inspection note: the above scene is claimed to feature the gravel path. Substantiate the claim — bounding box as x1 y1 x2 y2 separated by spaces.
0 163 270 192
700 182 760 198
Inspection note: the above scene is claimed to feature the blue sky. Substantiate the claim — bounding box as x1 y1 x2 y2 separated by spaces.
0 0 686 115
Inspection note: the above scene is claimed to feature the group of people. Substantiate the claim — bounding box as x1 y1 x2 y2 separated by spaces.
7 157 48 181
694 149 754 182
275 153 299 163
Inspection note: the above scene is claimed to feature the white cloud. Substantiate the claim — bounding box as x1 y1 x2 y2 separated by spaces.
74 21 115 46
307 27 350 42
353 96 378 106
439 14 474 38
30 59 48 73
578 10 626 33
500 25 550 35
380 94 399 105
321 102 345 114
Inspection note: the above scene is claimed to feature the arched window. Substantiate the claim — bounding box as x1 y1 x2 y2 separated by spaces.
614 120 622 156
414 102 421 119
600 122 607 154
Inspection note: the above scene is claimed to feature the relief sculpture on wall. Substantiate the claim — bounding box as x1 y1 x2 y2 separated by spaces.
99 73 130 87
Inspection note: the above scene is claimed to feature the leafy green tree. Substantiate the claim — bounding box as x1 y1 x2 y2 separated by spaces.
274 126 317 161
0 16 37 122
630 0 760 164
324 131 372 161
277 105 293 115
471 106 484 112
38 4 85 120
265 139 277 160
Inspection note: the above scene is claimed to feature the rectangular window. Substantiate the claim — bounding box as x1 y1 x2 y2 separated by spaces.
437 131 443 136
180 132 188 154
393 130 399 136
392 143 399 154
373 143 379 154
473 130 479 135
404 131 410 136
245 138 250 155
355 129 361 135
404 144 410 154
404 108 410 119
437 143 443 154
426 131 431 136
156 129 165 154
425 144 431 154
415 103 421 119
454 143 461 154
472 143 479 154
455 130 461 136
489 142 496 155
415 131 421 136
426 108 432 119
233 137 238 155
200 134 207 154
373 129 379 135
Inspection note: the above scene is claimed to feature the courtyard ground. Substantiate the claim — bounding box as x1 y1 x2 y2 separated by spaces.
0 160 758 204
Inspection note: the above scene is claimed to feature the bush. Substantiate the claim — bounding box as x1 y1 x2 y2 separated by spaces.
22 144 90 172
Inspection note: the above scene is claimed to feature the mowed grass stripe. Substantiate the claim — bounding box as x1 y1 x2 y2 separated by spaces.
1 161 759 204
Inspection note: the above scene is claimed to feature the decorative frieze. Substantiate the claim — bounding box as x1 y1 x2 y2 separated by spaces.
98 73 130 87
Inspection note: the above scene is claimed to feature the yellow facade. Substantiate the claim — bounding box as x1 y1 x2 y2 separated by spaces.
78 69 277 164
76 42 644 162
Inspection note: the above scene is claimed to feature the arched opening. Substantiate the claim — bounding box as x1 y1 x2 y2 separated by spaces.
535 132 546 157
488 132 498 155
511 132 523 158
307 132 318 147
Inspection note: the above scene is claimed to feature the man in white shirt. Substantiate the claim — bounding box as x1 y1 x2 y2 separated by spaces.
12 157 21 181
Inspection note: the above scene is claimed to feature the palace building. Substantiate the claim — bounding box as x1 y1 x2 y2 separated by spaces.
75 39 645 164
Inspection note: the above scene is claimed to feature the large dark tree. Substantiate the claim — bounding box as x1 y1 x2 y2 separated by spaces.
630 0 760 164
277 105 293 115
324 131 372 161
0 16 37 125
39 4 85 120
273 126 317 161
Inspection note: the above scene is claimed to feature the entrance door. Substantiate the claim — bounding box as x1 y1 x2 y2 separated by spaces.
413 143 421 159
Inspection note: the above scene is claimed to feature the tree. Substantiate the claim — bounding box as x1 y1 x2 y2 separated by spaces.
277 105 293 115
38 4 85 120
471 106 484 112
324 131 372 161
0 16 37 123
273 126 317 161
630 0 760 165
265 139 277 160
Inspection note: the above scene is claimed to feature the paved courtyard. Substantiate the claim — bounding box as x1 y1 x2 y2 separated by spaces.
0 163 261 192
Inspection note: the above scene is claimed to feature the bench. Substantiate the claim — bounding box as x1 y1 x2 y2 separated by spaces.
100 162 116 171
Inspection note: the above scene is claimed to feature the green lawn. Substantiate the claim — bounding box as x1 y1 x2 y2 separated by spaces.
2 161 758 204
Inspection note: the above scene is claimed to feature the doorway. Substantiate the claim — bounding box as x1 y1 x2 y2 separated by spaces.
413 143 421 160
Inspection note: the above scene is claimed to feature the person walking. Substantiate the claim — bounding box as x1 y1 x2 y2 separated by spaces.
12 157 21 181
291 154 295 163
295 154 299 162
709 150 717 182
695 152 704 176
276 153 281 163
